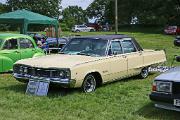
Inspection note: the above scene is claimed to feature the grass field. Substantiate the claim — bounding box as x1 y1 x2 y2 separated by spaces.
0 31 180 120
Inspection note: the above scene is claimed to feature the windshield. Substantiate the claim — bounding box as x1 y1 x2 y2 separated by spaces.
61 38 108 57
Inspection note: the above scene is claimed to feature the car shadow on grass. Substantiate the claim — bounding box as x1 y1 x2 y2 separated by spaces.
135 102 180 120
0 83 27 94
0 82 80 97
48 85 80 97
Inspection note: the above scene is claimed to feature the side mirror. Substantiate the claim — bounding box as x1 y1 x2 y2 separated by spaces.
176 56 180 62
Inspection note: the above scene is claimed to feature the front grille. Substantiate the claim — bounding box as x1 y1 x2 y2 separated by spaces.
173 82 180 94
14 65 61 78
35 69 51 77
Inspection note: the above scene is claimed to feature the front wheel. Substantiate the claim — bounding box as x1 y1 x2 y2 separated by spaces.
81 74 96 93
139 67 149 79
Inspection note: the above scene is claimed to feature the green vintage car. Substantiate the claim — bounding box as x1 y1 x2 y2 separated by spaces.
0 33 45 73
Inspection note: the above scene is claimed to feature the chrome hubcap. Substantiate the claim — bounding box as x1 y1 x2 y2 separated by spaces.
141 68 148 78
83 75 96 93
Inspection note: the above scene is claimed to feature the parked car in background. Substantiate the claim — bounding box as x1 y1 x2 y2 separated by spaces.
13 35 166 93
0 33 44 73
47 37 68 48
86 23 101 31
164 26 180 35
72 25 95 32
27 32 68 53
149 56 180 112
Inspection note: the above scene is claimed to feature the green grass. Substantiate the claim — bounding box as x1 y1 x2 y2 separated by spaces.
1 31 180 120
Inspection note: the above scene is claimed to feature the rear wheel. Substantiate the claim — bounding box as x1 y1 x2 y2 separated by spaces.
139 67 149 79
81 74 96 93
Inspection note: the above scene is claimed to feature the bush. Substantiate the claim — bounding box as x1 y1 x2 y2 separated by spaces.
60 22 70 31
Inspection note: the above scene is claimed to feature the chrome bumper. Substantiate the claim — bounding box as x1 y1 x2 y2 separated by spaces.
155 102 180 112
13 73 75 87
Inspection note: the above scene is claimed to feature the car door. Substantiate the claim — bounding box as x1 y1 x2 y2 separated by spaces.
19 38 36 59
0 39 20 62
121 38 143 76
0 39 20 71
106 40 128 82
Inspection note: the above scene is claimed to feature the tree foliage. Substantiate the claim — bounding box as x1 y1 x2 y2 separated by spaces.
62 6 88 28
87 0 180 25
6 0 61 18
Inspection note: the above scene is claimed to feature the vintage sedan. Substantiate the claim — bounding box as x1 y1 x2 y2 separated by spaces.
0 33 45 73
13 35 166 92
149 56 180 112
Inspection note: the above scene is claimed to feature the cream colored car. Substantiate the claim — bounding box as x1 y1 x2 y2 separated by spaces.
13 35 166 92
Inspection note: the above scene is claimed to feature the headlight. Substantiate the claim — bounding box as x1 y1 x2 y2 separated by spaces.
152 81 172 93
59 70 66 78
59 69 71 79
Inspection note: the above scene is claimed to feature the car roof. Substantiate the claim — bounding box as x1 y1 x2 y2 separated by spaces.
0 33 31 40
73 34 130 40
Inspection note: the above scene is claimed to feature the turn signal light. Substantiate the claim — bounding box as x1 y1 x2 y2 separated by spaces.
152 82 157 91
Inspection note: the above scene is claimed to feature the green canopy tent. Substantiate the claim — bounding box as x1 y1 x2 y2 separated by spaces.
0 9 59 39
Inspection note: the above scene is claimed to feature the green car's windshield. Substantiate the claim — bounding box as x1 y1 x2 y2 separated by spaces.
61 38 108 57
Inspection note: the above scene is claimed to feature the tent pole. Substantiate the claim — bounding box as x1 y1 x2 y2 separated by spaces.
55 25 59 48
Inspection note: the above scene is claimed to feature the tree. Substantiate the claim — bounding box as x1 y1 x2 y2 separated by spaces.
62 6 88 29
0 3 8 14
6 0 61 18
87 0 180 25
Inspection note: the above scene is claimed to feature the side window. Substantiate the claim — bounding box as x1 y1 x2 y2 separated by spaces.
132 38 143 51
109 41 123 55
19 38 34 49
3 39 18 50
121 40 137 53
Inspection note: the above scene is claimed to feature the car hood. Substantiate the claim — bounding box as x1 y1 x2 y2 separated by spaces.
155 67 180 82
15 54 101 69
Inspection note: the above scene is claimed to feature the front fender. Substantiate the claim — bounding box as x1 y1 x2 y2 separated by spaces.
0 55 14 72
72 67 103 88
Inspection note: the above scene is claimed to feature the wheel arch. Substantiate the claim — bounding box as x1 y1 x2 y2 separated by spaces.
84 71 103 87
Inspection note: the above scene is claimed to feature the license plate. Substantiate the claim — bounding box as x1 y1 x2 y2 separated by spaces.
174 99 180 107
26 79 50 96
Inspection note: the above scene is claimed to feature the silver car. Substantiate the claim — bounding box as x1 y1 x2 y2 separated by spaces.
72 25 95 32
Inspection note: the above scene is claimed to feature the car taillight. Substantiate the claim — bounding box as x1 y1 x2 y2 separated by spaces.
152 81 157 92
